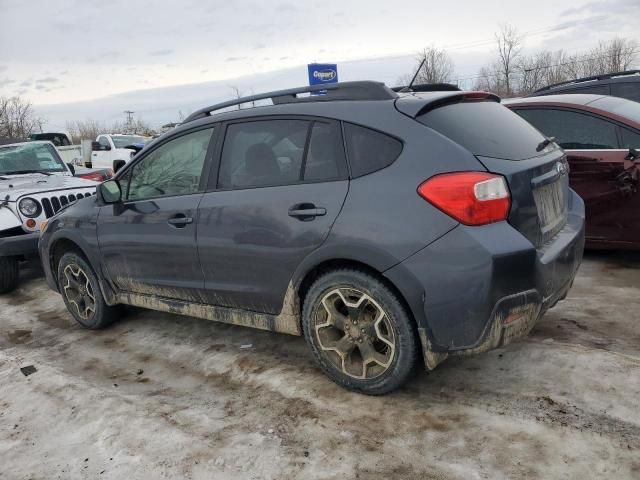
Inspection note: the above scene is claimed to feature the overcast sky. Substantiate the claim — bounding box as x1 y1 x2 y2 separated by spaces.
0 0 638 127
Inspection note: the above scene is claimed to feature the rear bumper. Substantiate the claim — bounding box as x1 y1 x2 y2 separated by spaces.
384 190 585 366
0 233 39 258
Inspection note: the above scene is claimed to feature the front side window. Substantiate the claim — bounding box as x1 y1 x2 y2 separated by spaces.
218 120 310 189
515 108 619 150
126 128 213 200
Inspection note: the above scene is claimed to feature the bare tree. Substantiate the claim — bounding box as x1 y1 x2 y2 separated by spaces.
473 63 505 95
0 96 44 140
413 46 455 84
229 85 244 109
66 119 106 143
517 50 570 95
494 24 522 96
400 46 455 88
66 117 155 143
585 38 638 76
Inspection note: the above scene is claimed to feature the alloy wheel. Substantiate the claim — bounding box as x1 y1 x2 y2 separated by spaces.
313 288 396 379
63 264 96 320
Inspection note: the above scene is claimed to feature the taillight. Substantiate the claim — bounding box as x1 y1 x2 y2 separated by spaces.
418 172 511 225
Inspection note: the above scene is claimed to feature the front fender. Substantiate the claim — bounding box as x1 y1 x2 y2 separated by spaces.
0 206 21 230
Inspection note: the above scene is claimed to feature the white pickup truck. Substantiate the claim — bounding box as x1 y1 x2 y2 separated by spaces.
90 134 147 170
0 141 98 292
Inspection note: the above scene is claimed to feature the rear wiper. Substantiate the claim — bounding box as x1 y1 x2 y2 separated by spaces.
536 136 556 152
6 170 52 176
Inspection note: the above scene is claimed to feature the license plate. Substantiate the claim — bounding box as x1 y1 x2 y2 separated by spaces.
533 179 567 237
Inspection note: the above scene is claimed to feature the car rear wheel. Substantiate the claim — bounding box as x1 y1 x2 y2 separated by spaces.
57 252 119 329
302 269 419 395
0 256 19 294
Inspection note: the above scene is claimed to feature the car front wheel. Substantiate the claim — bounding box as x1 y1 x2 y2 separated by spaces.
302 269 419 395
57 252 119 329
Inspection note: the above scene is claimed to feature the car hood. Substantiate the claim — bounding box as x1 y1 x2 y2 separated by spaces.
0 173 97 200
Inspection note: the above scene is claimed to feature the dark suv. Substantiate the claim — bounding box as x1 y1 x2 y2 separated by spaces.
39 81 585 394
531 70 640 102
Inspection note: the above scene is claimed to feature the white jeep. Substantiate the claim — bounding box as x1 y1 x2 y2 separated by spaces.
0 141 98 292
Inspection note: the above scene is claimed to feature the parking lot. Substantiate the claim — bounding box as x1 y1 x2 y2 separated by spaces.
0 251 637 479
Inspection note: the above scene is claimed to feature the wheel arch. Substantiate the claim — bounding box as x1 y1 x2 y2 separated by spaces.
294 257 425 353
48 234 117 305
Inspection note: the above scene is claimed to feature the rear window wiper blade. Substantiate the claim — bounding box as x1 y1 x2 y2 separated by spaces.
536 136 556 152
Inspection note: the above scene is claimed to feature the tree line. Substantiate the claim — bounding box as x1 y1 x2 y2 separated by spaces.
401 27 638 97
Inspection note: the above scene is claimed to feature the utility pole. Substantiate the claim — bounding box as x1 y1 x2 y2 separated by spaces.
123 110 134 131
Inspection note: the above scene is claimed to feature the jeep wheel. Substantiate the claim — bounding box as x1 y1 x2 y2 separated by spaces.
57 252 119 329
0 256 19 294
302 269 419 395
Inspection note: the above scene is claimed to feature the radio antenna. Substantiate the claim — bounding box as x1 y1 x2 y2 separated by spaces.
399 57 426 93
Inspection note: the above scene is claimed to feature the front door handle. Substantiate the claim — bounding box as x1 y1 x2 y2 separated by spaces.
167 215 193 227
288 204 326 220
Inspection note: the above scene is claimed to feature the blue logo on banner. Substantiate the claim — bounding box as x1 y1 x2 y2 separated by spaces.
308 63 338 87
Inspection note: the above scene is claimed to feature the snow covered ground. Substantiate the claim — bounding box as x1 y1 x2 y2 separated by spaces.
1 252 639 479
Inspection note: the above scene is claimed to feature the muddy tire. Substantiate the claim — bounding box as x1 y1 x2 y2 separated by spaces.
57 252 119 329
302 269 419 395
0 256 19 294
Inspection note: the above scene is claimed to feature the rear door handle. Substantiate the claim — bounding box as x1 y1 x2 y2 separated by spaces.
167 215 193 227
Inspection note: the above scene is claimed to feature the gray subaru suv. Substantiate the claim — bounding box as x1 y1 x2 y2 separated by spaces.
39 81 585 394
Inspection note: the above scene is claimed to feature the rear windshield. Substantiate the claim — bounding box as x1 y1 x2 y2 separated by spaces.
417 101 549 160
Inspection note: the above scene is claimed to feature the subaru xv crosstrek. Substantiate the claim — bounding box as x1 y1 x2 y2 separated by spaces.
39 81 585 394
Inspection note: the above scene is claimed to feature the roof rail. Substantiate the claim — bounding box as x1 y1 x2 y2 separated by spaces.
391 83 461 93
182 81 397 123
533 69 640 93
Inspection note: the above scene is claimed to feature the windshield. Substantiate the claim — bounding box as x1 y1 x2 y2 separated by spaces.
112 135 146 148
0 143 67 175
590 96 640 124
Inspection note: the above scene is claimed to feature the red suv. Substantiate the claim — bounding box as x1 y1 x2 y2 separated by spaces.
505 94 640 249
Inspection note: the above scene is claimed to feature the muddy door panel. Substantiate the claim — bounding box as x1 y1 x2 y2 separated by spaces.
197 181 348 314
97 194 205 301
567 150 640 247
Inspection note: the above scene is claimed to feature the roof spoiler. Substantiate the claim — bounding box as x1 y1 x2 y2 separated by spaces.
395 91 500 118
392 83 461 93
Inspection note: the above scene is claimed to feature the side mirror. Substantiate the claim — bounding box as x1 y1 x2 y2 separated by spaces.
98 179 122 204
113 159 126 173
625 148 640 161
66 163 75 175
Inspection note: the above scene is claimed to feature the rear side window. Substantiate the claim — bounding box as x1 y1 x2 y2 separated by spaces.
418 101 546 160
304 121 345 182
343 123 402 177
515 108 619 150
611 83 640 102
218 119 346 189
219 120 309 188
